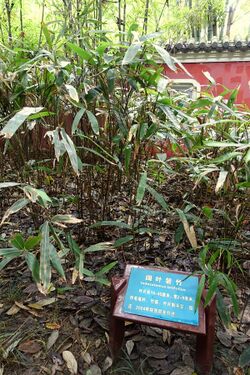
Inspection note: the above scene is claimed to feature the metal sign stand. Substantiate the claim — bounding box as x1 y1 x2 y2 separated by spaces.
110 265 216 375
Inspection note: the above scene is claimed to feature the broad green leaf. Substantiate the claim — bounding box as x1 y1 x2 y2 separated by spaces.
60 128 79 175
215 170 228 193
86 110 99 135
0 107 43 138
72 108 85 134
239 346 250 368
51 214 83 225
91 221 131 230
40 221 51 293
83 241 113 254
194 274 205 312
65 84 79 102
11 233 25 250
114 235 134 247
0 182 21 189
25 252 40 283
1 198 29 225
49 244 66 280
146 185 168 210
136 172 147 205
122 42 142 65
0 248 23 257
153 44 176 71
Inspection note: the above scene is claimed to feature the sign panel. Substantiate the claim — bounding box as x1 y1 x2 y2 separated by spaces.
123 267 199 326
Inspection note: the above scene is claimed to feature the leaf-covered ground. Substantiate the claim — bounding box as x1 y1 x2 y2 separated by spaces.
0 173 249 375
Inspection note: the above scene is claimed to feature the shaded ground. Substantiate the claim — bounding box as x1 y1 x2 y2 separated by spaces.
0 173 249 375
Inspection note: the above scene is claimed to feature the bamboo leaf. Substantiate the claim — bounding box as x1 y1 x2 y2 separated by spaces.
10 233 25 250
153 44 176 71
215 170 228 193
0 182 21 189
239 346 250 368
86 110 99 135
245 148 250 164
216 290 230 326
83 241 114 254
204 277 218 306
114 235 134 247
39 221 51 293
91 221 131 230
67 42 93 62
0 248 23 257
0 255 18 271
65 84 79 102
51 214 83 225
60 128 80 175
1 198 29 225
72 108 85 134
136 172 147 205
122 42 142 65
25 252 40 283
0 107 43 138
95 261 118 276
203 71 216 85
146 185 168 210
194 274 205 312
49 244 66 280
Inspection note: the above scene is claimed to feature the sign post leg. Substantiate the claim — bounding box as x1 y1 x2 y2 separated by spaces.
195 295 216 375
110 277 126 359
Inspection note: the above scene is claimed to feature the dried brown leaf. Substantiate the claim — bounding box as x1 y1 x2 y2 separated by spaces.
18 340 42 354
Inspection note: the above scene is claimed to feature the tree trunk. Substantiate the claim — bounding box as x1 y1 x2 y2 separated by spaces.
226 0 240 38
19 0 24 47
5 0 15 45
219 0 229 40
143 0 150 35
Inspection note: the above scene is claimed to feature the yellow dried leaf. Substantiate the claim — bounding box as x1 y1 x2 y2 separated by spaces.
28 297 57 310
6 304 20 316
46 322 61 330
14 301 41 317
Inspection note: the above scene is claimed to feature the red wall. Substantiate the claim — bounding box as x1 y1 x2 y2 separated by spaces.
164 61 250 108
